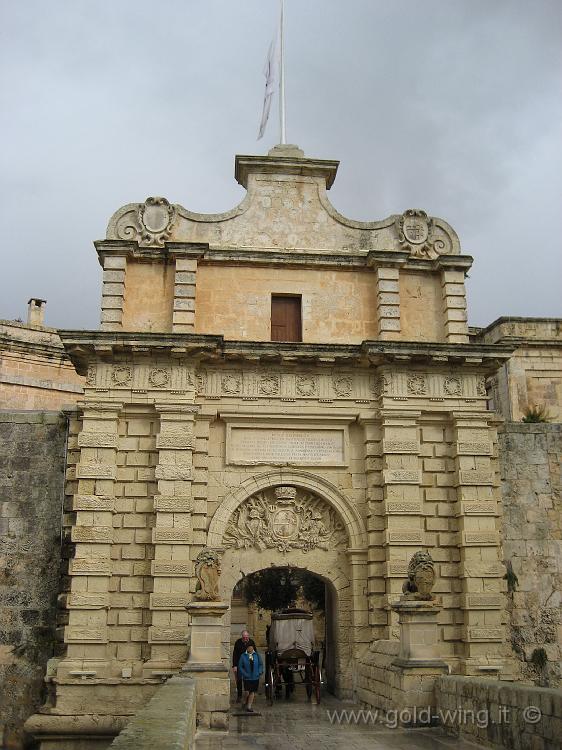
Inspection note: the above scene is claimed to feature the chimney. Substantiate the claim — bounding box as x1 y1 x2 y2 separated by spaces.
27 298 47 327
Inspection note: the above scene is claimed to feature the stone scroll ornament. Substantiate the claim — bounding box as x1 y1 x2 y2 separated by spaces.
193 548 222 601
223 486 347 554
402 551 436 601
396 209 446 260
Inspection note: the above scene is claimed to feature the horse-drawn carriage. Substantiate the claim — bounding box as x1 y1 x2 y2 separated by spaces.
264 609 323 704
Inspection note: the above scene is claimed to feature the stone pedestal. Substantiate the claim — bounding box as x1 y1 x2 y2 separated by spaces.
390 598 448 724
392 598 446 667
182 601 230 729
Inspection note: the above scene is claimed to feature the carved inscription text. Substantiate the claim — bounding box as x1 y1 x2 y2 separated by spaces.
228 427 345 465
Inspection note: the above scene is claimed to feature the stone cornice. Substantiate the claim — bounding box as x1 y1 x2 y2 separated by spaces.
59 331 514 376
235 152 339 189
0 333 71 363
94 240 473 274
94 239 207 268
471 316 562 347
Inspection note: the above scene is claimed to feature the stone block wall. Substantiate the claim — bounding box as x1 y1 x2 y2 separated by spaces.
357 640 401 712
0 320 84 410
0 411 67 749
435 675 562 749
476 318 562 422
499 423 562 687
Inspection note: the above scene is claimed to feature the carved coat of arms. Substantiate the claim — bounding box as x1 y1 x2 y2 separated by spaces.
396 209 446 259
223 486 347 554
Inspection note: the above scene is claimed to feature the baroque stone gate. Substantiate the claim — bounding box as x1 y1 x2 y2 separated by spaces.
26 144 515 748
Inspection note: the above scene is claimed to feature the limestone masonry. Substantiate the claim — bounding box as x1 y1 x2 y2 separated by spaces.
0 144 560 749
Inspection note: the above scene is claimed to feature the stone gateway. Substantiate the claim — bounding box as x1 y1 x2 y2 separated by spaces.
2 143 555 749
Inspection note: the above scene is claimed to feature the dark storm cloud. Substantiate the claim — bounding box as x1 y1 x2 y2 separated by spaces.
1 0 560 328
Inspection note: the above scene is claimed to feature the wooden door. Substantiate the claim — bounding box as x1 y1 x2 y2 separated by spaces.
271 295 302 342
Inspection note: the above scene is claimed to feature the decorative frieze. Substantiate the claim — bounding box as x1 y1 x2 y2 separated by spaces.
382 440 419 453
332 375 353 397
65 627 108 643
72 495 114 511
111 365 133 386
71 526 113 543
296 375 318 397
407 374 427 395
384 561 409 577
459 531 500 546
443 376 462 396
456 501 498 516
78 432 118 448
174 366 492 403
383 501 422 515
76 461 117 480
148 368 171 388
149 594 188 610
69 558 112 576
467 628 503 642
151 561 193 576
152 527 192 544
221 371 242 394
456 442 492 455
383 469 421 484
87 362 196 393
382 530 424 546
154 464 193 481
457 470 493 486
462 594 503 610
153 496 193 512
67 593 110 609
459 562 506 578
258 373 280 396
148 627 187 644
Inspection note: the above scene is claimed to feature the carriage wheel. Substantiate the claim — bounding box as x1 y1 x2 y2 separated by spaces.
305 663 313 701
314 663 322 704
265 664 275 705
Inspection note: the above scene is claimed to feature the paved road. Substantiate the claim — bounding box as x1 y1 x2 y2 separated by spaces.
195 693 488 750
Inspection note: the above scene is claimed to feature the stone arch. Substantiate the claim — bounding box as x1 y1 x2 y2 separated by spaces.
222 557 352 698
207 469 367 550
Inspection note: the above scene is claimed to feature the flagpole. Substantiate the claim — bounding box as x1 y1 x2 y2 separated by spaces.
279 0 286 144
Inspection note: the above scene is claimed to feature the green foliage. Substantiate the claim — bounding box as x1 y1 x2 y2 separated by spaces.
242 568 299 612
522 404 552 423
241 568 325 612
299 572 326 610
530 647 548 670
503 560 519 593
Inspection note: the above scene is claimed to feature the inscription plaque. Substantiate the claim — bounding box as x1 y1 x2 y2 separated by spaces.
228 427 345 466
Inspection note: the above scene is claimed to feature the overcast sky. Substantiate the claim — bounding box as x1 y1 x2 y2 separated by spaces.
1 0 561 330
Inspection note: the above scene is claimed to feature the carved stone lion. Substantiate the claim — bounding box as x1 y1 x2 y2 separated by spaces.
193 548 222 601
402 551 435 600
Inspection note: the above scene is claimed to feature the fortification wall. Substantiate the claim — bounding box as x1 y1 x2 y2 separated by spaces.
499 423 562 687
0 411 67 749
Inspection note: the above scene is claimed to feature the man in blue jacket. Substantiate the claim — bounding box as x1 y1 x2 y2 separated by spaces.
237 643 263 713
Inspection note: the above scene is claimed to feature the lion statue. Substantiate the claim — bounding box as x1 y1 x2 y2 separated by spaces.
402 551 435 601
193 548 222 601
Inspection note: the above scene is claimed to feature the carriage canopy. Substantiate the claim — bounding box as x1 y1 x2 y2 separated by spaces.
269 610 315 657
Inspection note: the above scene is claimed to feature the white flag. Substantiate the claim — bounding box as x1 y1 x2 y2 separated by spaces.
258 27 281 139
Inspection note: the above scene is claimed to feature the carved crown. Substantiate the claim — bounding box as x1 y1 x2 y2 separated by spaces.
275 486 297 501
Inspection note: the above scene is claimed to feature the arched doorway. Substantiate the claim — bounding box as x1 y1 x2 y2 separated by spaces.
208 472 368 699
229 566 338 695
